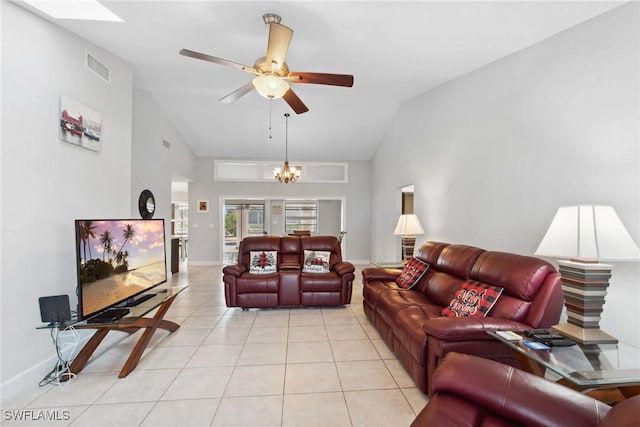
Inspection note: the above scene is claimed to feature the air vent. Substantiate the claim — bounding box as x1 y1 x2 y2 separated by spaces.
85 51 110 83
162 140 171 149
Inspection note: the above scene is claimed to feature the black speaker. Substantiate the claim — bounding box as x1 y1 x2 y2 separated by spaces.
39 295 72 325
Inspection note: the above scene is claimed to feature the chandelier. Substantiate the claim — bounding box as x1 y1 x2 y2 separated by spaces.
274 113 300 183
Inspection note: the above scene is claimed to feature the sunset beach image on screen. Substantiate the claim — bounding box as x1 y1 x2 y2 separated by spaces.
74 219 167 320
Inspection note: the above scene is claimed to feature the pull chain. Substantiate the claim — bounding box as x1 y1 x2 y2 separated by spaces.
268 100 273 139
284 113 289 161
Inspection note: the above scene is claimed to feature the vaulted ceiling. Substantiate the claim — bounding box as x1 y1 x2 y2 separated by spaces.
17 1 623 161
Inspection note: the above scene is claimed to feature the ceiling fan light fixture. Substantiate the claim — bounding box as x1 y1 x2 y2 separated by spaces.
253 75 289 99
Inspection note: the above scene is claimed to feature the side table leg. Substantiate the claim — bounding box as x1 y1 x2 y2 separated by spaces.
118 294 180 378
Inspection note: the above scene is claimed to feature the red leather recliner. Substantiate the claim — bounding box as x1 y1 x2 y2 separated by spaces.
223 235 355 308
412 352 640 427
362 241 564 395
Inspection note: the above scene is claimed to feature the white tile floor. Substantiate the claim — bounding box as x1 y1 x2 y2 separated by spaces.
2 265 427 426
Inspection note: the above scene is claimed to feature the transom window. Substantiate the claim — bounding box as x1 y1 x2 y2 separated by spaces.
285 202 318 233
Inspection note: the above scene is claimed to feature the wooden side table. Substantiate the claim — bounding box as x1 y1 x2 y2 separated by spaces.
68 286 186 379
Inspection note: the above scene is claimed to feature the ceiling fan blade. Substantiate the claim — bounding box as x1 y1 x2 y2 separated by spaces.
265 23 293 72
289 72 354 87
283 88 309 114
180 48 255 73
219 82 255 103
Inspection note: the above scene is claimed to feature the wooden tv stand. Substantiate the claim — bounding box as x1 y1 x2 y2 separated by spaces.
67 286 186 379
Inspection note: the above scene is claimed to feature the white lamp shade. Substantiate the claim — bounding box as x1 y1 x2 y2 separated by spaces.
535 205 640 261
252 75 289 99
394 214 424 236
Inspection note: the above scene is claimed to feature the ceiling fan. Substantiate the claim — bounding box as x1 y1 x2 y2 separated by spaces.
179 13 354 114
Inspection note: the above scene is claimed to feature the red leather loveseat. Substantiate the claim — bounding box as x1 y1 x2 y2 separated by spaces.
412 352 640 427
362 241 564 395
223 235 355 308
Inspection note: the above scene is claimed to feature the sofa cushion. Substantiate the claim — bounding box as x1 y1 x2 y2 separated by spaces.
376 289 433 326
421 245 485 305
396 258 430 289
302 250 330 273
280 236 301 269
469 251 553 301
236 274 279 293
300 272 343 292
441 280 503 318
249 250 278 274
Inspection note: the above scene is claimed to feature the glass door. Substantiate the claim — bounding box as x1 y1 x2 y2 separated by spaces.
223 203 265 264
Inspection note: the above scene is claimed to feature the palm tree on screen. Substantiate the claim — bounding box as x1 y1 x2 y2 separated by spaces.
79 221 97 265
99 230 113 262
116 224 135 264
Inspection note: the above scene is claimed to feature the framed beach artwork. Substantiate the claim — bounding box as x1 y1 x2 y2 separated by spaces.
59 95 102 152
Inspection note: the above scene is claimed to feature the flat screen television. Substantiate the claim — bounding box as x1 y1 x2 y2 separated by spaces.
74 219 167 321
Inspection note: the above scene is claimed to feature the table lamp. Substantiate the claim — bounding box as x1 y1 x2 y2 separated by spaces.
535 205 640 344
394 214 424 262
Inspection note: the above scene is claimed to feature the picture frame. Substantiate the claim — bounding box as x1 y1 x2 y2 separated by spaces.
59 95 102 152
197 200 209 213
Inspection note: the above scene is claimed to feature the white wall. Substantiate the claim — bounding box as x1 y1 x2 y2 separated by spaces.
1 2 133 388
318 200 342 236
0 3 198 400
188 159 371 264
370 3 640 347
131 88 197 261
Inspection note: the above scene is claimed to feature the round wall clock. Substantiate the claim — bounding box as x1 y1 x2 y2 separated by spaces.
138 189 156 219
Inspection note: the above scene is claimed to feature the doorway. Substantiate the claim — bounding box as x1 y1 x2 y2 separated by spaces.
171 180 189 272
223 202 265 264
401 184 414 215
399 184 415 259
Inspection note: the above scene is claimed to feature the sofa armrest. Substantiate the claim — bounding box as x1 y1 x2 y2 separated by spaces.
412 353 610 427
423 316 530 341
362 267 401 283
334 261 355 276
222 263 247 277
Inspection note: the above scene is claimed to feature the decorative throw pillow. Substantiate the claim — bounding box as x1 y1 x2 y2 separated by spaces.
441 280 503 317
249 251 278 274
302 250 330 273
395 258 430 289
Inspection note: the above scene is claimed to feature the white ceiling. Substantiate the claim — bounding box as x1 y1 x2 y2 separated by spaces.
17 1 623 162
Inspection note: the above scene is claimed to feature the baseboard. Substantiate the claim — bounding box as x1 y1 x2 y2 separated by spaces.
0 329 91 407
1 327 135 408
349 260 371 265
187 260 220 266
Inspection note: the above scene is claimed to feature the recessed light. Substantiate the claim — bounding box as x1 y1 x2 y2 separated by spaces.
20 0 124 22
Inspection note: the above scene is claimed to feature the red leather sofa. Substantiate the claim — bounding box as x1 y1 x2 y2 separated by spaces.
362 241 564 395
412 352 640 427
223 235 355 308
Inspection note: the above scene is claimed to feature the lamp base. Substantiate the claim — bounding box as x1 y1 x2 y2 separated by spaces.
554 259 617 345
400 235 416 261
551 322 618 345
